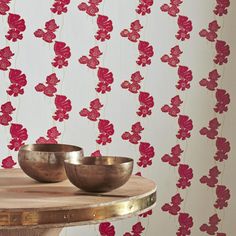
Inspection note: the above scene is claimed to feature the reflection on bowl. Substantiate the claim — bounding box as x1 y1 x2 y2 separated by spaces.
64 156 134 193
18 144 84 183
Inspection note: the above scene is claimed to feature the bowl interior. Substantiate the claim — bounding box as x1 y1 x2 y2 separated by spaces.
20 144 83 153
65 156 133 166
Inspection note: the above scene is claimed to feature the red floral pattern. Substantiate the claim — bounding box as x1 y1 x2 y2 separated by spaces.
52 41 71 69
78 0 102 16
137 142 155 168
122 122 144 145
162 193 183 215
99 222 115 236
161 95 182 117
79 46 102 69
8 123 28 151
123 222 145 236
0 0 11 15
96 67 114 94
200 166 221 188
95 15 113 42
121 71 144 94
214 40 230 65
176 66 193 91
34 19 59 43
0 46 14 71
176 115 193 140
199 69 221 91
1 156 16 168
51 0 71 15
161 45 182 67
213 0 230 16
214 137 230 162
0 101 15 126
35 73 60 97
214 89 230 114
200 118 220 139
136 41 154 67
6 13 26 42
161 144 183 166
177 213 193 236
200 214 221 235
120 20 143 43
137 92 154 117
80 98 103 121
97 119 114 145
7 69 27 97
214 185 230 209
53 95 72 122
160 0 183 17
199 20 220 42
177 164 193 189
136 0 153 15
36 126 61 144
176 16 192 41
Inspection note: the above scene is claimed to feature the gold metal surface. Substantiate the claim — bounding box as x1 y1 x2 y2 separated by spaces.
18 144 84 183
0 192 156 229
64 156 134 192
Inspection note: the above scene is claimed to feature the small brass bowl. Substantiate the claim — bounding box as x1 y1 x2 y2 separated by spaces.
18 144 84 183
64 156 134 193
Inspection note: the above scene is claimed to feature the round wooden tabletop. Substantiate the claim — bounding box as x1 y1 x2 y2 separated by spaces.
0 169 156 230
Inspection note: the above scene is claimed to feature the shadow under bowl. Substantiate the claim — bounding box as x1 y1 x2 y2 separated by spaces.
64 156 134 193
18 144 84 183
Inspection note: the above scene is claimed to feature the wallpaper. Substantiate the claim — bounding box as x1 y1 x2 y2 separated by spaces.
0 0 235 235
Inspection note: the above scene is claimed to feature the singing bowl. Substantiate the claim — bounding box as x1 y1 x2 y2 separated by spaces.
18 144 84 183
64 156 134 193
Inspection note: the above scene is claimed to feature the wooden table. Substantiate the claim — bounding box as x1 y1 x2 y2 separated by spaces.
0 169 156 236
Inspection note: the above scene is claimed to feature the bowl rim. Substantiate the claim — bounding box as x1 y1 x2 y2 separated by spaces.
64 156 134 166
19 143 83 153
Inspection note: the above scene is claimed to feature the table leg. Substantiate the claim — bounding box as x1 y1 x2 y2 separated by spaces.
0 228 62 236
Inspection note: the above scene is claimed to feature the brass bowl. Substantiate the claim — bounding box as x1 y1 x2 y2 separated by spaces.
18 144 84 183
64 156 134 193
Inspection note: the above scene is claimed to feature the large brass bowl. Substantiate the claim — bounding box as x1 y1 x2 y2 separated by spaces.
64 156 134 192
18 144 84 183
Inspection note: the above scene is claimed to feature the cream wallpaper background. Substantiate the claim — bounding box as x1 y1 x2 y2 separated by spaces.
0 0 235 235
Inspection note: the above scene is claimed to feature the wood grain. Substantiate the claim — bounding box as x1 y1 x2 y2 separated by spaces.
0 169 156 230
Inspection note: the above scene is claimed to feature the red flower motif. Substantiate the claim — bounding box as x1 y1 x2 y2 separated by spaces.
137 92 154 117
79 46 102 69
161 0 181 17
53 110 69 122
7 84 24 96
6 29 23 42
1 101 15 114
132 222 145 235
176 16 192 41
80 98 103 121
0 0 10 15
91 150 102 157
200 166 221 187
177 213 193 236
36 127 61 144
78 1 102 16
52 41 71 68
161 46 182 67
51 0 70 15
1 156 16 168
214 185 230 209
199 20 220 42
137 155 152 167
200 117 220 139
136 0 153 15
176 115 193 140
10 123 28 140
8 138 24 151
0 113 12 126
214 40 230 65
95 15 113 42
139 209 152 218
177 164 193 189
161 95 182 117
200 214 220 235
52 56 68 68
214 89 230 113
214 0 230 16
97 119 114 145
99 222 115 236
162 193 183 215
199 69 221 91
96 67 114 94
120 20 142 43
214 137 230 162
122 122 144 145
0 58 11 71
161 144 183 166
0 46 14 60
137 41 154 67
